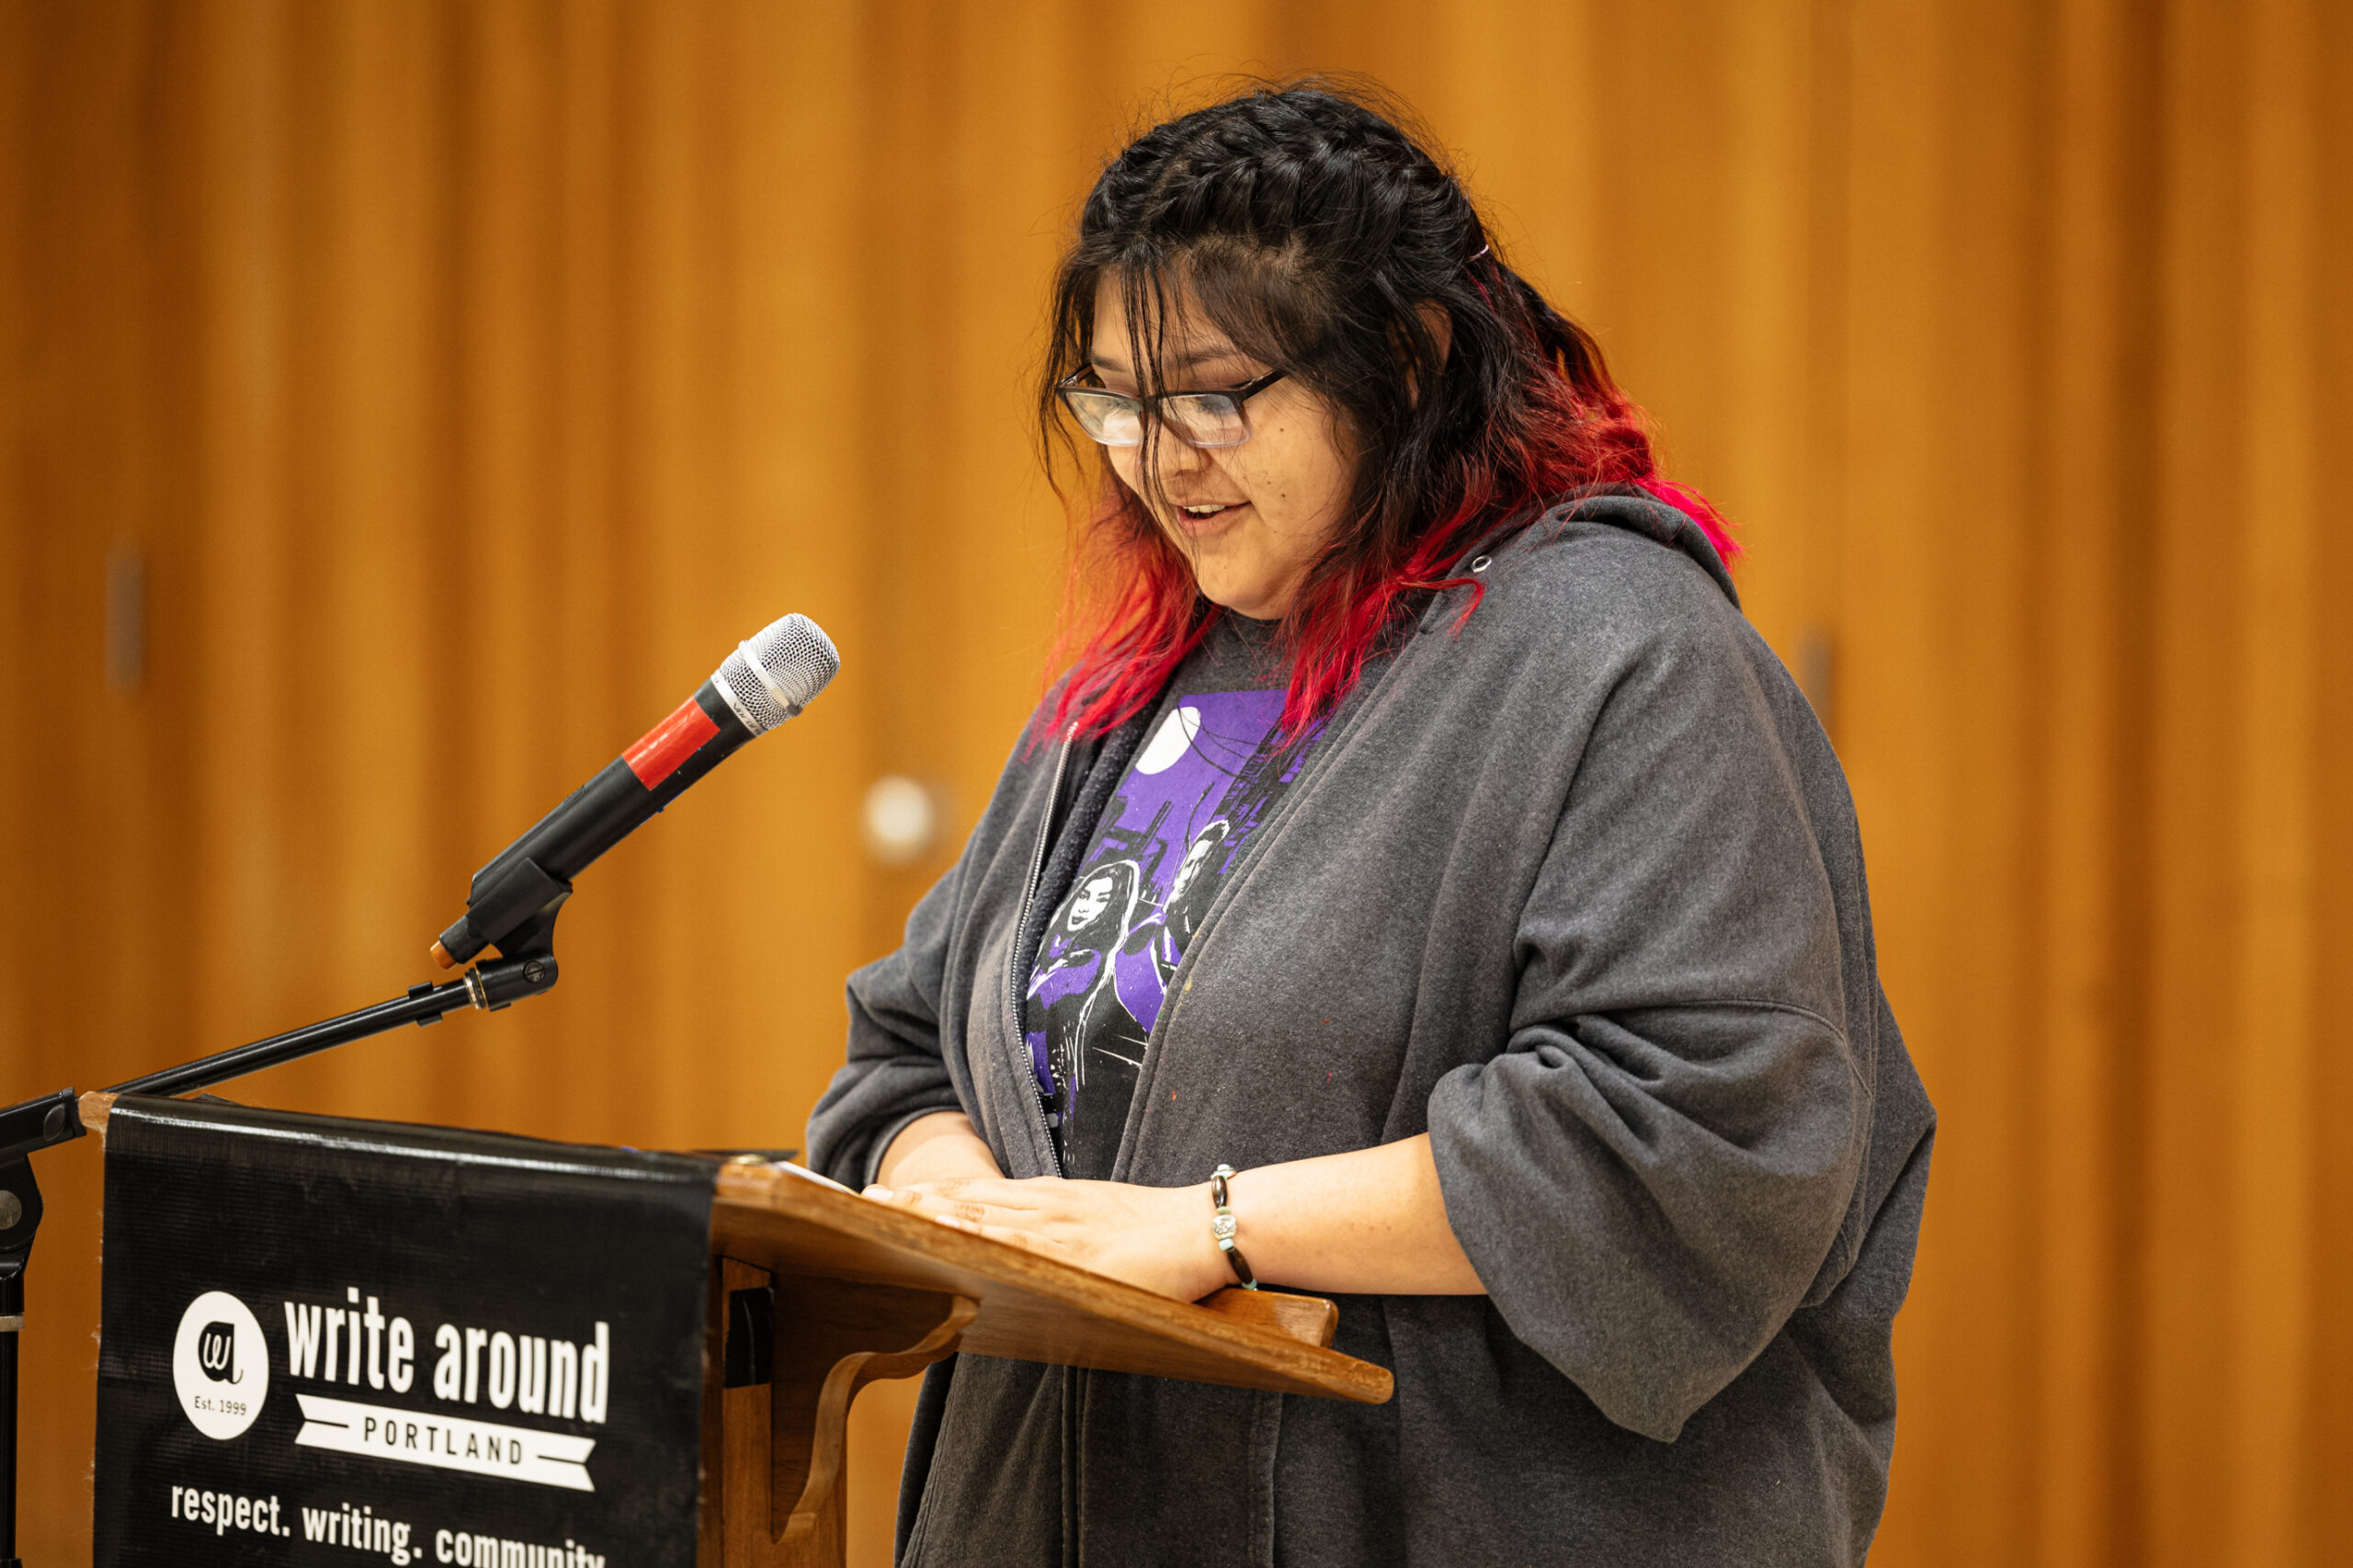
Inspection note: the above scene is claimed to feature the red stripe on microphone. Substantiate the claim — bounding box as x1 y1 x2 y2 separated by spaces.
623 697 721 789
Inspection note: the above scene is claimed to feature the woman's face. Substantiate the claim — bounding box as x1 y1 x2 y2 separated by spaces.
1067 872 1118 934
1089 280 1357 619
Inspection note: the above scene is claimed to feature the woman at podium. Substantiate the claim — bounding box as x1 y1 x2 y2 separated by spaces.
810 81 1934 1568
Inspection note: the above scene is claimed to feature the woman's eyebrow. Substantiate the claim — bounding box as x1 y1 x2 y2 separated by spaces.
1086 346 1247 377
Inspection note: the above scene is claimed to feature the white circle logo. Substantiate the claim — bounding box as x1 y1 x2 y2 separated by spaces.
171 1290 268 1439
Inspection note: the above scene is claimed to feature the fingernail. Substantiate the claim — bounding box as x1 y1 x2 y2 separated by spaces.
863 1186 892 1199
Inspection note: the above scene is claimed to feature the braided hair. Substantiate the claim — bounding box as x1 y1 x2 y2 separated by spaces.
1038 81 1733 742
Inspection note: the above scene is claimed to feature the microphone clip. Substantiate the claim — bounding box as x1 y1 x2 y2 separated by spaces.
460 950 561 1013
431 856 570 971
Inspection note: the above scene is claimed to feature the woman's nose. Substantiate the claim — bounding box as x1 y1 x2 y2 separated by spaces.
1147 426 1212 481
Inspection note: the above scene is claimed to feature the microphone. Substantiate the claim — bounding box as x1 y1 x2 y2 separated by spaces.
431 612 840 971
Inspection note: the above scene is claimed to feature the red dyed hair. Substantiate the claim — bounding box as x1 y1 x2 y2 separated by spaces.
1036 84 1734 744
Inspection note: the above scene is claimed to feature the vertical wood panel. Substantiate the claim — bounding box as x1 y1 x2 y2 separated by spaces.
1839 0 1960 1543
2145 0 2245 1562
1 4 2347 1562
2310 11 2353 1562
2229 0 2320 1562
2035 0 2144 1559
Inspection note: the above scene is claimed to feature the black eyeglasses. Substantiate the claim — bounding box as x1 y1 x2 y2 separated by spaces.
1056 368 1289 449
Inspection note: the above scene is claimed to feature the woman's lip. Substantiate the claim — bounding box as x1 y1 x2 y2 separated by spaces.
1172 501 1250 535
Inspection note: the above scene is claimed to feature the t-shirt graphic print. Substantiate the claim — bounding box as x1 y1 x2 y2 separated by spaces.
1025 677 1313 1178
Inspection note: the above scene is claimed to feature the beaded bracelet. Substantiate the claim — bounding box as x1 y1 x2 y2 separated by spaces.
1209 1164 1259 1290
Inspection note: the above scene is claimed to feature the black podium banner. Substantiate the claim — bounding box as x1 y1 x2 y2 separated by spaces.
93 1097 716 1568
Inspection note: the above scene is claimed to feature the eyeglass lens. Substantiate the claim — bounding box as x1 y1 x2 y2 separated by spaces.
1063 389 1250 449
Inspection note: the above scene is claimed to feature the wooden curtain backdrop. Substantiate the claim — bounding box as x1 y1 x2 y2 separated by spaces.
2 2 2346 1563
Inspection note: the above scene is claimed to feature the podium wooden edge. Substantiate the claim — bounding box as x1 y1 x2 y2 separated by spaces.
1197 1284 1338 1347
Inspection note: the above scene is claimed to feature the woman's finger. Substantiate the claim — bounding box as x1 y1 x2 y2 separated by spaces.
877 1176 1043 1208
934 1215 1061 1256
870 1179 991 1205
870 1186 1029 1229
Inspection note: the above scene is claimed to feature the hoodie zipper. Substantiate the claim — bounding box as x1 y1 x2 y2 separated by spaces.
1007 725 1074 1179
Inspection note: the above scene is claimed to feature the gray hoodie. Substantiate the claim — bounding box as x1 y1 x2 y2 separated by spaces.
808 490 1935 1567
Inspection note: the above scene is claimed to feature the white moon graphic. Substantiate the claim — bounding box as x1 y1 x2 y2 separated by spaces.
1135 706 1201 776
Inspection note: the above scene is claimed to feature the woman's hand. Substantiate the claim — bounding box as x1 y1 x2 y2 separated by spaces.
863 1175 1233 1303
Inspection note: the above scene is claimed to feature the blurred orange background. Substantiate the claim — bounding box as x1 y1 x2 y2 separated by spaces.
2 1 2347 1563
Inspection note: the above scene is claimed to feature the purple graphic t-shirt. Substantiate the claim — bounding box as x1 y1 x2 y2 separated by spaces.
1024 616 1313 1178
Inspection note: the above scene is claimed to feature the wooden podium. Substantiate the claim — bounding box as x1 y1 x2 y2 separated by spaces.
699 1160 1392 1568
80 1095 1392 1568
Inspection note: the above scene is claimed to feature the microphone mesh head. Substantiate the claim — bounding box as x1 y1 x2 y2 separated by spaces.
714 613 840 735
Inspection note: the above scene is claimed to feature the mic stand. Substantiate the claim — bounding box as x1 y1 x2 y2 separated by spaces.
0 940 558 1567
